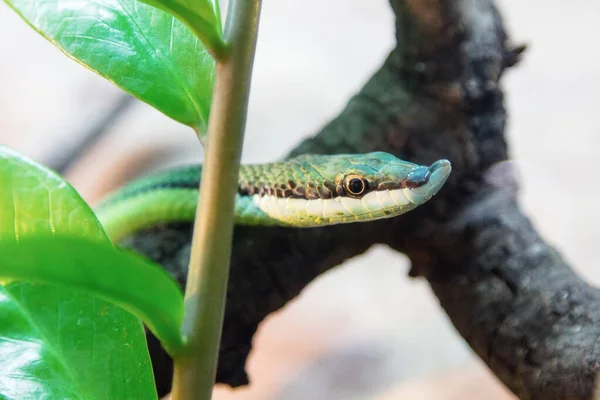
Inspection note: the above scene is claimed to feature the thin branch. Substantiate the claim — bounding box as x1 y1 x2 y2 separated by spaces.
170 1 262 399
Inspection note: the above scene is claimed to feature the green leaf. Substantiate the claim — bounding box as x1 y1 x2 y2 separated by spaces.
0 236 185 355
0 282 158 400
0 146 179 398
4 0 217 133
0 145 108 242
0 146 184 354
141 0 223 57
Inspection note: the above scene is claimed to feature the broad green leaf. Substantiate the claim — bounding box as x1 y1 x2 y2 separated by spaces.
0 145 107 242
0 146 176 398
0 146 184 353
0 282 157 400
5 0 217 133
0 236 184 355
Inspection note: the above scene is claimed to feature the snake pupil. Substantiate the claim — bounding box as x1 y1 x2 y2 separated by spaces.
348 178 365 195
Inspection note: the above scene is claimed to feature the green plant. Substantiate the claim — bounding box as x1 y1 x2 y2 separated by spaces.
0 0 261 398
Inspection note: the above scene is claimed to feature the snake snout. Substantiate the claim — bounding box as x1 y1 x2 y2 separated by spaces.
405 159 452 189
428 159 452 191
403 159 451 204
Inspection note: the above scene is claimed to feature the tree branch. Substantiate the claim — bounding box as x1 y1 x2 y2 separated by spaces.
126 0 599 398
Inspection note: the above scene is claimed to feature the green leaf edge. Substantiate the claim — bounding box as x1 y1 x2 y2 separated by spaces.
2 1 218 132
0 145 109 243
143 0 226 59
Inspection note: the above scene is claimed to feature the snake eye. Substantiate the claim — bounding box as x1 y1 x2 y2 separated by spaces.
344 175 367 197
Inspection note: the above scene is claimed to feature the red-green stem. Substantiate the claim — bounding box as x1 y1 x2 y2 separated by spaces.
170 1 262 399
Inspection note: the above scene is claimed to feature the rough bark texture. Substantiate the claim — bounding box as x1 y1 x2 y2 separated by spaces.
125 0 600 398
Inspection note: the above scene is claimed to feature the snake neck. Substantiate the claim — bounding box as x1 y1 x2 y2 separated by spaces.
238 159 338 200
97 160 335 207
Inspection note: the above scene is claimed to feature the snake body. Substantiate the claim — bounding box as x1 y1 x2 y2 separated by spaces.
95 152 451 241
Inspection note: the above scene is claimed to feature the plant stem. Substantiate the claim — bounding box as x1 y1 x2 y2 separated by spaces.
170 1 262 399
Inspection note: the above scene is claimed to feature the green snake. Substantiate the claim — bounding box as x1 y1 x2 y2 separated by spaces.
95 152 451 241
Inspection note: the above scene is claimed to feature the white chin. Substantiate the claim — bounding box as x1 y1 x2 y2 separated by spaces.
253 188 414 224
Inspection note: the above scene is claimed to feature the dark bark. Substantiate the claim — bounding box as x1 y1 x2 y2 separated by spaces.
126 0 600 398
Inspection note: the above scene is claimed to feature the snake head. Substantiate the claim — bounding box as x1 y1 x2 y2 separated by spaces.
333 152 451 221
326 151 451 204
271 152 451 226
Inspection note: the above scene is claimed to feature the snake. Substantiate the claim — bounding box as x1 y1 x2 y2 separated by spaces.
95 152 451 242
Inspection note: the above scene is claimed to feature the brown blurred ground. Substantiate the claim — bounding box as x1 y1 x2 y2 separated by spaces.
1 0 599 398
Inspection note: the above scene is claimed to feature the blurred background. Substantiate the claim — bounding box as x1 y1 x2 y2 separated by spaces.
1 0 599 399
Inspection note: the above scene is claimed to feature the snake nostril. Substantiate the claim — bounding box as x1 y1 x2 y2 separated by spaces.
406 166 430 187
